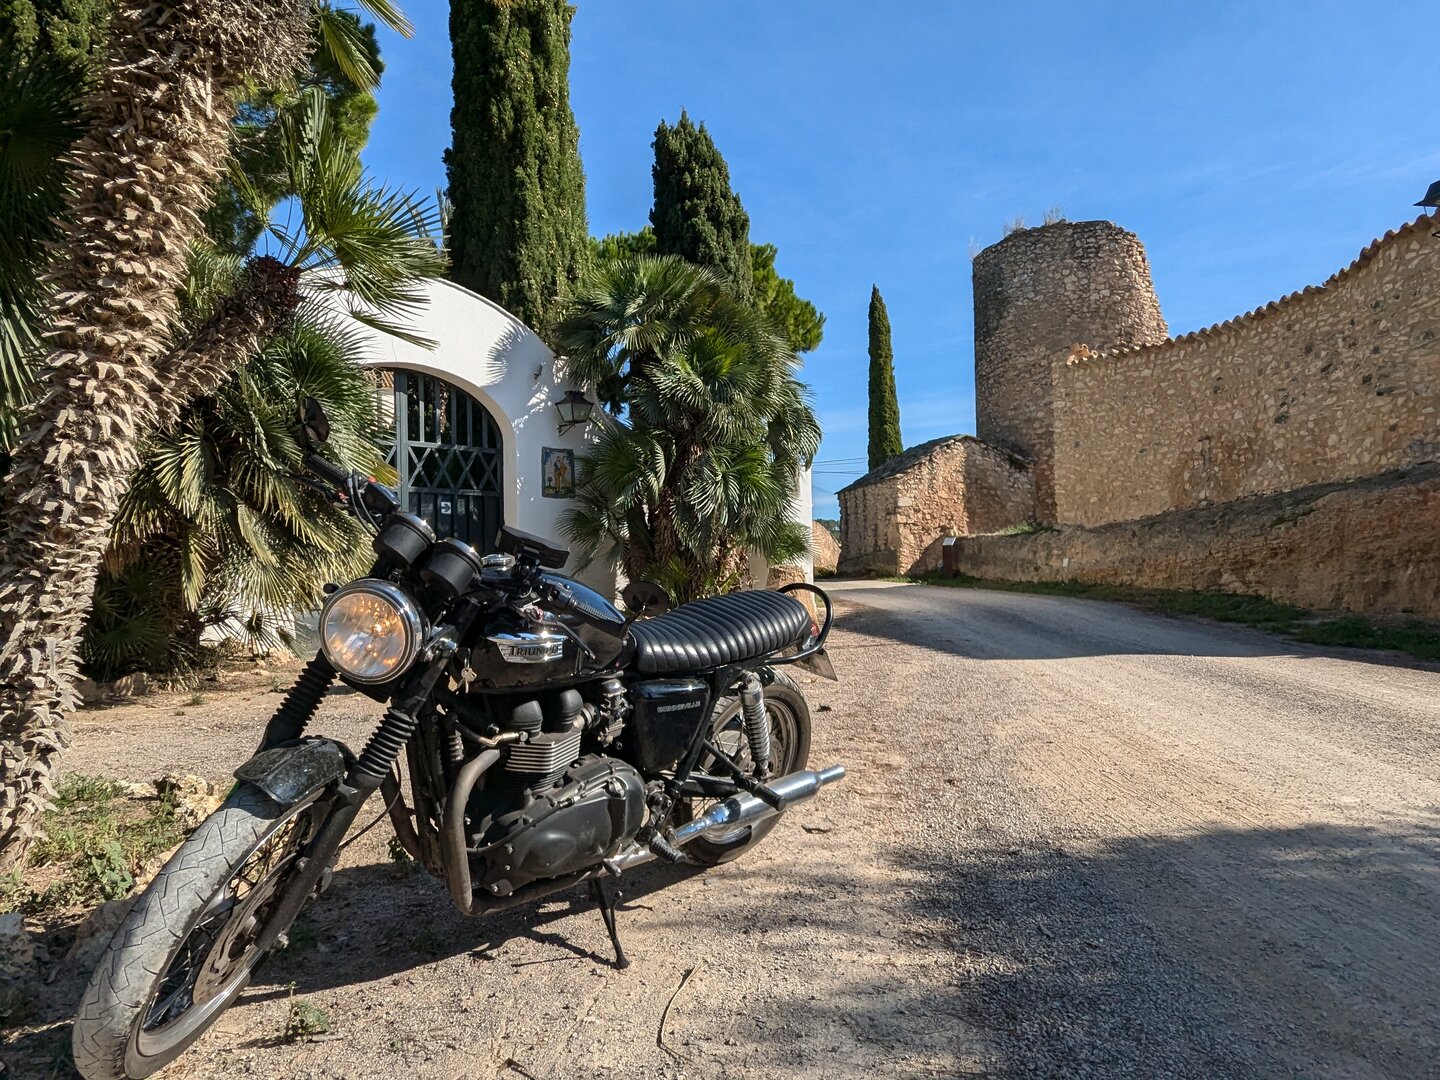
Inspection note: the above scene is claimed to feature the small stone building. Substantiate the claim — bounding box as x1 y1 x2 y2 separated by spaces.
837 436 1032 575
811 521 841 575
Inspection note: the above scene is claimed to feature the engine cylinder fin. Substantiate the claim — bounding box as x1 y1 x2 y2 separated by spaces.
504 728 583 785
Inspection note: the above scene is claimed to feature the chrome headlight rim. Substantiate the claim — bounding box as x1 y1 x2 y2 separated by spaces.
319 580 426 685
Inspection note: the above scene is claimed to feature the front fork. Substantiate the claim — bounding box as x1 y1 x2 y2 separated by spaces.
246 616 470 955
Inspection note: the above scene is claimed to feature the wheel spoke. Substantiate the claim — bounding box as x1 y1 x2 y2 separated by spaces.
138 801 319 1043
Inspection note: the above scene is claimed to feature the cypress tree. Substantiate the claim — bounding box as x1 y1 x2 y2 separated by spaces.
445 0 588 335
867 285 903 469
650 112 754 302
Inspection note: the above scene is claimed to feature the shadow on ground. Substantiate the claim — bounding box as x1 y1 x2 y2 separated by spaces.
7 819 1438 1078
249 857 708 998
670 818 1440 1078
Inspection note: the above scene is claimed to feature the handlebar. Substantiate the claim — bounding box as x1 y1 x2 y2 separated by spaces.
532 576 632 642
303 451 351 491
302 452 399 527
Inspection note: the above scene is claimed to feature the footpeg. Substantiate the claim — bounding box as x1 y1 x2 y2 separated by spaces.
647 832 689 864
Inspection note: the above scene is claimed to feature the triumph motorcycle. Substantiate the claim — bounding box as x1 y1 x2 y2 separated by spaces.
70 401 844 1080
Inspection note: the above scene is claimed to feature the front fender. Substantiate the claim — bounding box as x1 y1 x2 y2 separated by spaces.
234 737 349 807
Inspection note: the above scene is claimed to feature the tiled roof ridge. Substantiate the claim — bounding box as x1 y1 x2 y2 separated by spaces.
1065 213 1434 367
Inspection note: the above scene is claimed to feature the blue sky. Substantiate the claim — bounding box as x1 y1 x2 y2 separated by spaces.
362 1 1440 518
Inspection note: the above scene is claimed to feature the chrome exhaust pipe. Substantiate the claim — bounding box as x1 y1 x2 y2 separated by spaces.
672 764 846 845
609 763 846 872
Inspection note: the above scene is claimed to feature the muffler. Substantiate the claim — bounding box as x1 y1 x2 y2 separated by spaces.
610 763 846 872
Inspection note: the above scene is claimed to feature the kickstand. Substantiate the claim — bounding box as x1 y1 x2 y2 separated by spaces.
590 877 630 969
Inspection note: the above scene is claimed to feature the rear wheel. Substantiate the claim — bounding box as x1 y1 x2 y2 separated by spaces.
72 784 328 1080
677 668 812 866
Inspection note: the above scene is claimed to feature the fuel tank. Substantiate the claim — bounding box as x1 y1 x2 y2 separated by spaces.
462 573 627 691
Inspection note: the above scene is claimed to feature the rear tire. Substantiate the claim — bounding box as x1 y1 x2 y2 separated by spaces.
72 784 324 1080
677 668 812 866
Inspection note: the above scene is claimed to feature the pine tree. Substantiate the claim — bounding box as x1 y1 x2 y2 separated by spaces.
867 285 903 469
650 112 754 302
445 0 588 335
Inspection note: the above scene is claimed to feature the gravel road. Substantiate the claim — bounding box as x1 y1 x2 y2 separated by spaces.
11 580 1440 1079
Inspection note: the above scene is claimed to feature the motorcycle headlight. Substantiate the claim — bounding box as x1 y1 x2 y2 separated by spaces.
319 581 425 684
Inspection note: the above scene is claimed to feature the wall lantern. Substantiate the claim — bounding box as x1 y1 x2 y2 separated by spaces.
553 389 595 434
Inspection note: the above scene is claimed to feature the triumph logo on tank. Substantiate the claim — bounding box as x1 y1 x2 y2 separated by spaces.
487 631 566 663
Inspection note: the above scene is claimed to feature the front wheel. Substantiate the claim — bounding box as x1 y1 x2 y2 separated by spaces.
676 668 812 866
72 784 327 1080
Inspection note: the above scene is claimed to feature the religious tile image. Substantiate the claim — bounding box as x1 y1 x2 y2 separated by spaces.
541 446 575 498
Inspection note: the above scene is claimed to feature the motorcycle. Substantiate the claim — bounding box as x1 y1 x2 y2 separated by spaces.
70 400 844 1080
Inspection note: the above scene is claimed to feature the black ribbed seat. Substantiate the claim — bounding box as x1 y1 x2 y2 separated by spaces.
627 590 812 674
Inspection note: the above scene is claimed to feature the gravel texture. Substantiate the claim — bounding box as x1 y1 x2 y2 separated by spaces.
5 580 1440 1078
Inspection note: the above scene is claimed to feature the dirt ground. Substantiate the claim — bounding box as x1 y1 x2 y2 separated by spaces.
6 580 1440 1079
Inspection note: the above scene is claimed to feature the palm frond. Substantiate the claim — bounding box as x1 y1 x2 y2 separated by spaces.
313 3 381 90
553 253 821 595
0 33 85 446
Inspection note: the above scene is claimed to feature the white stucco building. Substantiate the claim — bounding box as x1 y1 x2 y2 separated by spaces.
344 278 813 598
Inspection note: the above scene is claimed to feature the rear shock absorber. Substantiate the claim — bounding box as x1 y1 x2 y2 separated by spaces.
739 673 772 778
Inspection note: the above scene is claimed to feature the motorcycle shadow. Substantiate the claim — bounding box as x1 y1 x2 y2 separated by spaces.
245 857 707 999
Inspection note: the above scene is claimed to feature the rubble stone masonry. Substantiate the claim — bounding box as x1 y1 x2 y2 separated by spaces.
973 220 1169 521
839 436 1033 576
811 521 841 575
949 465 1440 620
1053 217 1440 526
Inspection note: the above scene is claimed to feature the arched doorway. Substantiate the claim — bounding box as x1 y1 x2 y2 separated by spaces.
378 370 504 548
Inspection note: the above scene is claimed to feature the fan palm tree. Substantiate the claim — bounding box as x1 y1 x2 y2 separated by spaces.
554 255 821 604
87 304 392 679
0 0 422 867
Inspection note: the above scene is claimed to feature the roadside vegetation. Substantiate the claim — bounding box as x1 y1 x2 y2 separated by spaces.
0 775 190 915
903 573 1440 662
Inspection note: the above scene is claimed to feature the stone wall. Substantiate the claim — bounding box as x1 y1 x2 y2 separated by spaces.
838 435 1033 576
973 220 1169 521
949 464 1440 619
1053 217 1440 526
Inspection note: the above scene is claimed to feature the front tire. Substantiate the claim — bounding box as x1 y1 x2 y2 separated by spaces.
72 784 325 1080
677 668 812 866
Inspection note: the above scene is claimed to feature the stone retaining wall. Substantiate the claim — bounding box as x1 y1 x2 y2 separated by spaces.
948 464 1440 619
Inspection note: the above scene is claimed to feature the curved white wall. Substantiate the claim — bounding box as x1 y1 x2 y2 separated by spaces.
340 277 812 598
342 278 613 594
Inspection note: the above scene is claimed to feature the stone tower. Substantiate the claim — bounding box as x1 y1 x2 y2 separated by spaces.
972 220 1168 522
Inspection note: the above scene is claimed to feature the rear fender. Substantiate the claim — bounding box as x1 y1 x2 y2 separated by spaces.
234 737 349 807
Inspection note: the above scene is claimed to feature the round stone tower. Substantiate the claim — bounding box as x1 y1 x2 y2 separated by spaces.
972 220 1167 522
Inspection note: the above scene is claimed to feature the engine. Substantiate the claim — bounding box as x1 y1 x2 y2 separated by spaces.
463 689 647 899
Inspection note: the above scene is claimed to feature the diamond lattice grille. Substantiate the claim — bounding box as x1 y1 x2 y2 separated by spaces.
379 370 503 549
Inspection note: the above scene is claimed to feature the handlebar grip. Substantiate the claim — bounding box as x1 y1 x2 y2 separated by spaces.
304 452 352 491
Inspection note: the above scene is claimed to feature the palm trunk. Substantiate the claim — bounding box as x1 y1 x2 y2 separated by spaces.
156 257 303 408
0 0 309 868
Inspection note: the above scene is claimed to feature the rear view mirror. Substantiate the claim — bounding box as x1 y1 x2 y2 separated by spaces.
622 579 672 617
300 396 331 445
